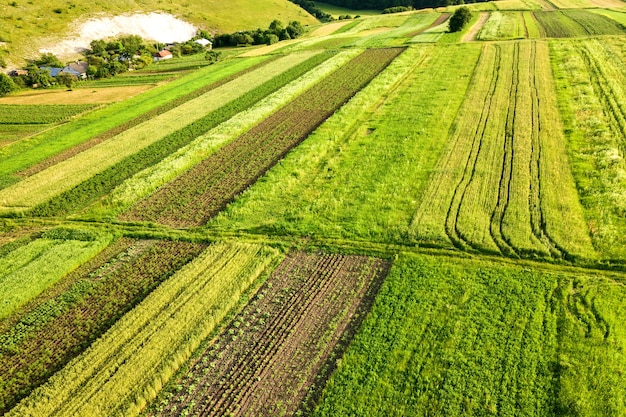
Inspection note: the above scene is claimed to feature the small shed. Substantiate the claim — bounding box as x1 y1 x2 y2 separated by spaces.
153 50 173 62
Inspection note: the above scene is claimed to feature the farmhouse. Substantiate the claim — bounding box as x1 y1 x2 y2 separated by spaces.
40 62 88 79
153 50 173 61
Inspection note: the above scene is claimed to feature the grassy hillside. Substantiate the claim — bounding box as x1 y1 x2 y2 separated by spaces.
0 0 317 66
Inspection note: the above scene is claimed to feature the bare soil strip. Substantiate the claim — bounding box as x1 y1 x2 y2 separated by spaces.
407 13 451 37
150 252 390 417
462 12 490 42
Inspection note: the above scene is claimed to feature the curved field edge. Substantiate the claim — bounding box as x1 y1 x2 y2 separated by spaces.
207 44 481 245
5 242 282 417
312 253 626 416
0 56 272 187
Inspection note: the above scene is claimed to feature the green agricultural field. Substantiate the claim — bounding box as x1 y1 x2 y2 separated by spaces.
0 229 111 320
0 52 319 212
209 44 481 244
477 11 528 40
2 4 626 417
313 253 626 416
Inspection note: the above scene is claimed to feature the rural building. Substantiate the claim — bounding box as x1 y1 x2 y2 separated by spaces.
153 50 173 62
40 62 88 79
195 38 212 49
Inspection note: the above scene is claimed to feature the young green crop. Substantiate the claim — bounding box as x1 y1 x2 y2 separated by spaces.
0 234 112 320
0 104 97 125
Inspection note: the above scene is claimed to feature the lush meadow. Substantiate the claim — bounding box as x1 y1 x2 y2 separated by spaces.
313 254 626 416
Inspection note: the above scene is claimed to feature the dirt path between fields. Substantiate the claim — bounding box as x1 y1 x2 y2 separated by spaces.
462 12 490 42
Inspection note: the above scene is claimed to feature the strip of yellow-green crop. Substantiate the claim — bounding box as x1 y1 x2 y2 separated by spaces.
6 242 281 417
0 56 270 181
82 49 363 220
0 51 320 212
0 231 112 320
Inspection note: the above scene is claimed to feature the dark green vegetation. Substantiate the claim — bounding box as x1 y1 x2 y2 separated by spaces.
449 6 473 32
0 104 97 125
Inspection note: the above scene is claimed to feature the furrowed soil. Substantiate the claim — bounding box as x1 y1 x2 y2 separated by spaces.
148 251 389 417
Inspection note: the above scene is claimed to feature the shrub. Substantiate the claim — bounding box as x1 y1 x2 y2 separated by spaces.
449 6 472 32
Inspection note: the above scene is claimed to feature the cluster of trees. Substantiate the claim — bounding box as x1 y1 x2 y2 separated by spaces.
449 6 472 32
311 0 485 9
288 0 334 22
382 5 413 13
213 20 305 47
85 35 155 78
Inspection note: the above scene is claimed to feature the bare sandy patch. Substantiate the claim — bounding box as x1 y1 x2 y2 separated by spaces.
40 13 197 59
0 86 154 105
462 12 490 42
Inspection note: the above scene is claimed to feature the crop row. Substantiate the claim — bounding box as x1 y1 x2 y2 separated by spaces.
412 42 594 260
18 58 276 178
0 56 272 186
122 47 405 228
0 230 112 320
206 44 481 245
6 242 279 417
80 49 362 221
0 238 206 414
148 251 389 417
313 253 626 416
533 10 624 38
0 52 323 213
16 52 332 218
0 104 98 125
